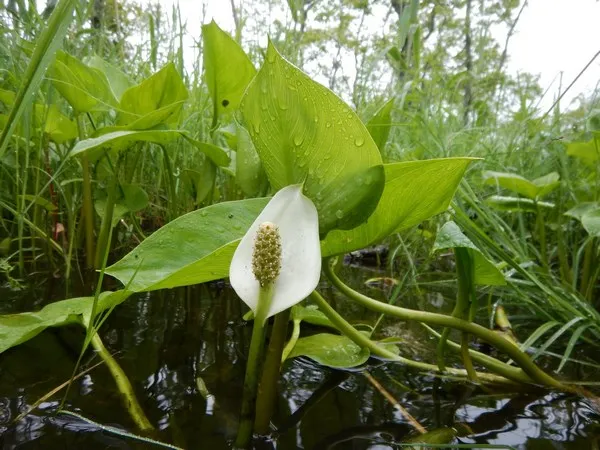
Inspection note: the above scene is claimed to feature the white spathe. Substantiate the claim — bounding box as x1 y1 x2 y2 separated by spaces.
230 184 321 319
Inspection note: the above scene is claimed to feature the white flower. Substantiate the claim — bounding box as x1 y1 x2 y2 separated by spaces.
230 185 321 320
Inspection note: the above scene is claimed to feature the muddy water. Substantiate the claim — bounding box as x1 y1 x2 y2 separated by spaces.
0 267 599 449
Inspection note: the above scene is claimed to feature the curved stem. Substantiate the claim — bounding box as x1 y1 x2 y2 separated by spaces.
421 323 531 384
309 291 515 386
324 259 569 391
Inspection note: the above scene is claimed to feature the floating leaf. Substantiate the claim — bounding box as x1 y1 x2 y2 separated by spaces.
291 305 338 330
288 333 370 368
241 41 384 235
404 427 457 447
117 63 188 126
433 221 505 286
0 290 130 354
202 21 256 117
322 158 475 256
105 198 269 292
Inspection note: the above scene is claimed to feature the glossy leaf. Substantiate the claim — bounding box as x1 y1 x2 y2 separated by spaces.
236 124 268 196
566 138 599 166
0 290 130 354
241 42 384 235
486 195 555 212
288 333 370 368
321 158 475 256
202 20 256 117
105 198 269 292
404 427 457 446
117 63 188 126
51 50 117 113
366 98 394 152
291 305 338 330
433 221 505 286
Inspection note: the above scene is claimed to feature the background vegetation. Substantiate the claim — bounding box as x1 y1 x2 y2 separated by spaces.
1 0 599 372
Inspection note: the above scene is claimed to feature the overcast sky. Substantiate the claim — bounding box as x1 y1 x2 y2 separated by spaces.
33 0 598 111
158 0 600 111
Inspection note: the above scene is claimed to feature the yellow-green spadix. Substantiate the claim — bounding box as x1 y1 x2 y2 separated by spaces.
229 184 321 320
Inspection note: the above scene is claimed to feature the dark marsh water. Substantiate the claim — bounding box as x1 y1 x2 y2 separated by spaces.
1 266 599 449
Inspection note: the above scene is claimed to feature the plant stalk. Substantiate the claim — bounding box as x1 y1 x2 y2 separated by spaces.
323 259 569 391
89 332 153 431
77 115 95 268
235 283 273 449
254 308 291 434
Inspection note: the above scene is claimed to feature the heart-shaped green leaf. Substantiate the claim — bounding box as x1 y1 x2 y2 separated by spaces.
288 333 370 368
202 20 256 118
94 184 149 228
241 41 384 235
322 158 475 256
117 63 188 126
0 290 130 354
105 198 269 292
433 221 505 286
483 171 559 199
86 55 132 101
51 50 117 113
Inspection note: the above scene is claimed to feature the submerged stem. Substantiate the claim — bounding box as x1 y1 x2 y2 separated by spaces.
309 291 515 385
89 333 153 431
254 308 291 434
235 283 273 449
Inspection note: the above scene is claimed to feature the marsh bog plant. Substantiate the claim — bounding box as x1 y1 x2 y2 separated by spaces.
1 6 600 450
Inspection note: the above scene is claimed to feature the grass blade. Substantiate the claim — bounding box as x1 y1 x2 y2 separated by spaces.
0 0 76 159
